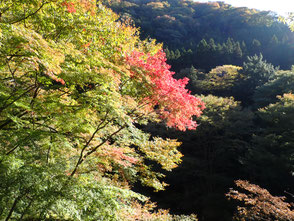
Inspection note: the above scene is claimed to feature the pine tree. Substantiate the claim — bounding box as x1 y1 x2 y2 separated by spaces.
233 54 277 105
234 42 243 59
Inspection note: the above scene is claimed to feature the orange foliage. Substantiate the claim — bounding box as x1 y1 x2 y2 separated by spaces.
227 180 294 221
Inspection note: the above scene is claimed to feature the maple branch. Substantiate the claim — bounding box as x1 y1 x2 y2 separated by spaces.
46 136 52 164
0 76 39 131
0 85 35 114
0 5 12 21
6 57 19 81
31 73 39 103
70 111 110 176
5 144 20 156
4 132 35 156
84 125 125 159
0 53 25 60
0 110 28 130
11 1 49 24
69 124 126 177
2 57 30 83
5 187 33 221
5 195 22 221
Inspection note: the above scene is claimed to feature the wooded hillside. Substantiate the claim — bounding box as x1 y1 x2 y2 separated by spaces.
105 0 294 71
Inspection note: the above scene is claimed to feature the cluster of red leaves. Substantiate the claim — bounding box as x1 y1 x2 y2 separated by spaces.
126 51 205 131
61 1 76 13
61 0 96 15
227 180 294 221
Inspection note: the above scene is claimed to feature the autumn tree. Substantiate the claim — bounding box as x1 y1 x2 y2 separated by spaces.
0 0 204 220
227 180 294 221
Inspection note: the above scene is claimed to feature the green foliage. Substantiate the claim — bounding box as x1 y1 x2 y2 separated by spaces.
233 53 278 105
172 214 198 221
198 65 243 96
243 93 294 192
105 0 294 71
242 54 276 86
280 12 294 32
253 69 294 108
0 0 202 220
194 95 253 139
142 95 253 220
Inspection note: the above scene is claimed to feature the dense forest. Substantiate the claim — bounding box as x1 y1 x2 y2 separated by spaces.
104 0 294 71
105 0 294 221
1 0 294 221
0 0 202 220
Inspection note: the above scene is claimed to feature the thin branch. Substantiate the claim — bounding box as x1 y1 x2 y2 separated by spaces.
3 54 27 59
23 4 27 28
11 1 48 24
31 73 39 103
0 110 28 130
6 58 18 81
30 73 40 128
19 198 33 221
5 195 21 221
0 85 35 114
70 111 111 177
0 5 13 20
69 104 151 176
46 136 52 164
5 133 32 156
84 125 125 158
70 124 125 177
5 144 20 156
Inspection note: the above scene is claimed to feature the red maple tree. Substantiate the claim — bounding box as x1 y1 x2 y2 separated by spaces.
126 50 205 131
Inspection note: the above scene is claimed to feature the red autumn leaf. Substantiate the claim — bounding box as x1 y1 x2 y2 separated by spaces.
61 1 76 13
126 50 205 131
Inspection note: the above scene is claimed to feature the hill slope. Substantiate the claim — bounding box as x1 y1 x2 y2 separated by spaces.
105 0 294 71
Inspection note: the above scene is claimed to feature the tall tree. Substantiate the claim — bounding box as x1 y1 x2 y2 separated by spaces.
233 54 277 105
0 0 204 219
243 94 294 194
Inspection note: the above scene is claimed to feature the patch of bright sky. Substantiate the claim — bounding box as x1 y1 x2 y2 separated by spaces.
195 0 294 16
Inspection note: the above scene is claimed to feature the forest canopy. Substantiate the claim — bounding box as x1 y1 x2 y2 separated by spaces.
105 0 294 71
